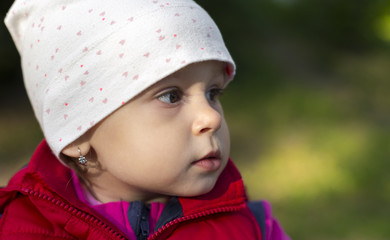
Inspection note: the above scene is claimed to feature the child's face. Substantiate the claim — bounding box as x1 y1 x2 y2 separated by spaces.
88 60 230 201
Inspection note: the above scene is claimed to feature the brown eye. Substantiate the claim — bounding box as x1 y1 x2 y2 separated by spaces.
158 90 182 104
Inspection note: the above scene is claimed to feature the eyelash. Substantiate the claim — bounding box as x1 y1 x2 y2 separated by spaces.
157 87 224 105
157 89 182 104
207 88 224 101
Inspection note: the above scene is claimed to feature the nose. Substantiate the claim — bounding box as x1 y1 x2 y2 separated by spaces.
191 98 222 136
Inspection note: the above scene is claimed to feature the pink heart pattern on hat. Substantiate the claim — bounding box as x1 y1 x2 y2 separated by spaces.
5 0 235 161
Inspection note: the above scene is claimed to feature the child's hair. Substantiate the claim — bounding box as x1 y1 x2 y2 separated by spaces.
5 0 235 164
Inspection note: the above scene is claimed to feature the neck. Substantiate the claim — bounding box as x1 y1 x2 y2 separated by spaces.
81 171 168 204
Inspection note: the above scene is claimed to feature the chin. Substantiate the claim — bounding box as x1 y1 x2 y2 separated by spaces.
182 179 219 197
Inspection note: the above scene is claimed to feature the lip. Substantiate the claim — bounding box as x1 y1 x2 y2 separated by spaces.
192 150 222 172
201 150 221 160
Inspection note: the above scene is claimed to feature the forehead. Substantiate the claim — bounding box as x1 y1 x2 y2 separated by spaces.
157 60 226 86
131 60 227 101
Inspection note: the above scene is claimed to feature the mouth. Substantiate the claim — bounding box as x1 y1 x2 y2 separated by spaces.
192 150 222 172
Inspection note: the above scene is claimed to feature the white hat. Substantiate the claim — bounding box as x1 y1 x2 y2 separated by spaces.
5 0 235 160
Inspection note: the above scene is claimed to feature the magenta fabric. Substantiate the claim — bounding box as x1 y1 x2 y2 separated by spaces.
262 200 291 240
71 170 290 240
71 171 165 239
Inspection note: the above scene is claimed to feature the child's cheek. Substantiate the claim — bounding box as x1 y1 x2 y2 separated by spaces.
146 101 182 119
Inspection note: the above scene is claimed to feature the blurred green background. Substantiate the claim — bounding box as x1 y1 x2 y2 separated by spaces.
1 0 390 239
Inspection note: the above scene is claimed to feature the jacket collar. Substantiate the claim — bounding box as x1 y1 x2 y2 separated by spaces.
3 140 92 213
153 159 248 232
178 159 248 216
6 139 248 217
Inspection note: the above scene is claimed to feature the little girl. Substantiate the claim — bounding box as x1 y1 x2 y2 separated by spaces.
0 0 290 239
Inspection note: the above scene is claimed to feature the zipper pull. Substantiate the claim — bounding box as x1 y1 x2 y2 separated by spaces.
128 201 150 240
140 214 149 240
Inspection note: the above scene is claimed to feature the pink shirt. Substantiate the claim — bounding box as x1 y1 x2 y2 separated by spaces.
71 171 165 239
71 171 290 240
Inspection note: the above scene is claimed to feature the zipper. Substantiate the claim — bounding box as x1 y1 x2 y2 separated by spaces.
22 188 245 240
139 214 149 240
128 201 150 240
148 205 244 240
22 188 127 240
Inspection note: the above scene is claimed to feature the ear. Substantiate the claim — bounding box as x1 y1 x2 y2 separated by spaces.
61 137 91 158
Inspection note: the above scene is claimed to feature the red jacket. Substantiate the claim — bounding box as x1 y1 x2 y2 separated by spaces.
0 140 264 240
